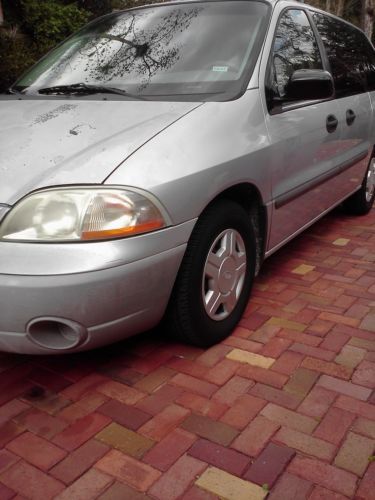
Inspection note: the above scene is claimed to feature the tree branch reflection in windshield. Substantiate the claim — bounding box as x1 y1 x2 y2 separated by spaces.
77 8 201 90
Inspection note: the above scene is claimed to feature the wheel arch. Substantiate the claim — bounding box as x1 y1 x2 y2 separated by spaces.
199 183 267 275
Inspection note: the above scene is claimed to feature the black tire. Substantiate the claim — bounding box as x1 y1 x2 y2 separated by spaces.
343 157 375 215
165 200 256 347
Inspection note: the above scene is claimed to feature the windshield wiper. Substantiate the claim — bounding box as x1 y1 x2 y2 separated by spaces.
6 87 22 95
37 83 146 100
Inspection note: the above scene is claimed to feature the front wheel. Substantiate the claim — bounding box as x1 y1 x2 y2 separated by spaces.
343 157 375 215
165 200 256 347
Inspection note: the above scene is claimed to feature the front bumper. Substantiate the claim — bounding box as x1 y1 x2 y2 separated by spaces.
0 220 196 354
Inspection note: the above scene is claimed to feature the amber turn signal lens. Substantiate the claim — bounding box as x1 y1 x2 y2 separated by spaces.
81 219 165 240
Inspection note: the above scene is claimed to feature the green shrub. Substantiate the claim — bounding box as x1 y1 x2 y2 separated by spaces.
0 0 159 91
77 0 113 17
20 0 89 52
0 1 90 91
0 29 40 90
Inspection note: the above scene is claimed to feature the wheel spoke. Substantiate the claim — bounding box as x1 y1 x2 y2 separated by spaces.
234 251 246 271
205 289 222 315
224 289 237 314
205 252 222 280
228 230 237 256
236 264 247 286
222 230 236 257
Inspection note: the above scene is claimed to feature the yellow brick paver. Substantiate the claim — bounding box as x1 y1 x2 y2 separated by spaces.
226 349 274 368
335 345 366 369
96 422 154 458
334 432 375 476
292 264 315 275
196 467 267 500
333 238 350 246
266 317 306 332
349 337 375 351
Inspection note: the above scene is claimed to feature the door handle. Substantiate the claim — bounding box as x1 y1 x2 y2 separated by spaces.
346 109 356 126
326 114 338 133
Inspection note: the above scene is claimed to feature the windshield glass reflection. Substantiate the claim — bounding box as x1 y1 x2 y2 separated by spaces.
15 1 269 101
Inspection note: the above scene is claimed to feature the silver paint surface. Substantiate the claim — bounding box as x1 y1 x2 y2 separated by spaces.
0 99 200 204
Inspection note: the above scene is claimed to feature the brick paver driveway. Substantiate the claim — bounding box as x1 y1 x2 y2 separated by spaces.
0 208 374 500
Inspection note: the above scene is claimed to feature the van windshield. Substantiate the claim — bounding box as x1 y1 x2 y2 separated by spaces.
13 1 269 101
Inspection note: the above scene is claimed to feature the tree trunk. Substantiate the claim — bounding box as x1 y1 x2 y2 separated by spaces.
336 0 345 17
0 0 4 26
362 0 374 40
325 0 332 12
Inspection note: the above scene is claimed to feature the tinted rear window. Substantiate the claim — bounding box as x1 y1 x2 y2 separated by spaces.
313 12 375 97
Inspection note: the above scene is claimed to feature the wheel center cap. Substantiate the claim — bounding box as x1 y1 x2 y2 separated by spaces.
218 258 237 294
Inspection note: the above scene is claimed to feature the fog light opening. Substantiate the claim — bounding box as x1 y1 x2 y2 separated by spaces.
27 317 87 350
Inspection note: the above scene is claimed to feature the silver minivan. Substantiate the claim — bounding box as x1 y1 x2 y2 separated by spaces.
0 0 374 354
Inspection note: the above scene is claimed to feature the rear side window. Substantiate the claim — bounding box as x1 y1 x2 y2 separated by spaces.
269 9 322 100
312 12 375 97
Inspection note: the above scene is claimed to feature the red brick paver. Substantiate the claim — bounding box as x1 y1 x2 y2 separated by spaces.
0 207 374 498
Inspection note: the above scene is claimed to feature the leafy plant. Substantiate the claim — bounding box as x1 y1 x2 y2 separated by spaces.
0 0 91 91
20 0 89 51
0 29 40 90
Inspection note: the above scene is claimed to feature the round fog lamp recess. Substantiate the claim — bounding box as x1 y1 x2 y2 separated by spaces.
26 317 88 351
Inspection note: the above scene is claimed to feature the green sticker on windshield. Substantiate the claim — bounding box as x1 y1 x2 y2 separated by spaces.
212 66 228 72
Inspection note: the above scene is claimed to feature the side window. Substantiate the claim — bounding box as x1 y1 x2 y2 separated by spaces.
270 9 323 100
312 13 369 97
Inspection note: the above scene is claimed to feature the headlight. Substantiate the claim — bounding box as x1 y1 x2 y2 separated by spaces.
0 187 167 242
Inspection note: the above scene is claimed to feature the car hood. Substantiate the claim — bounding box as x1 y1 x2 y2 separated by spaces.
0 98 200 205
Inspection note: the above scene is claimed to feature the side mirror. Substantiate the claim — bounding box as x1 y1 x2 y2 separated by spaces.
285 69 334 101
